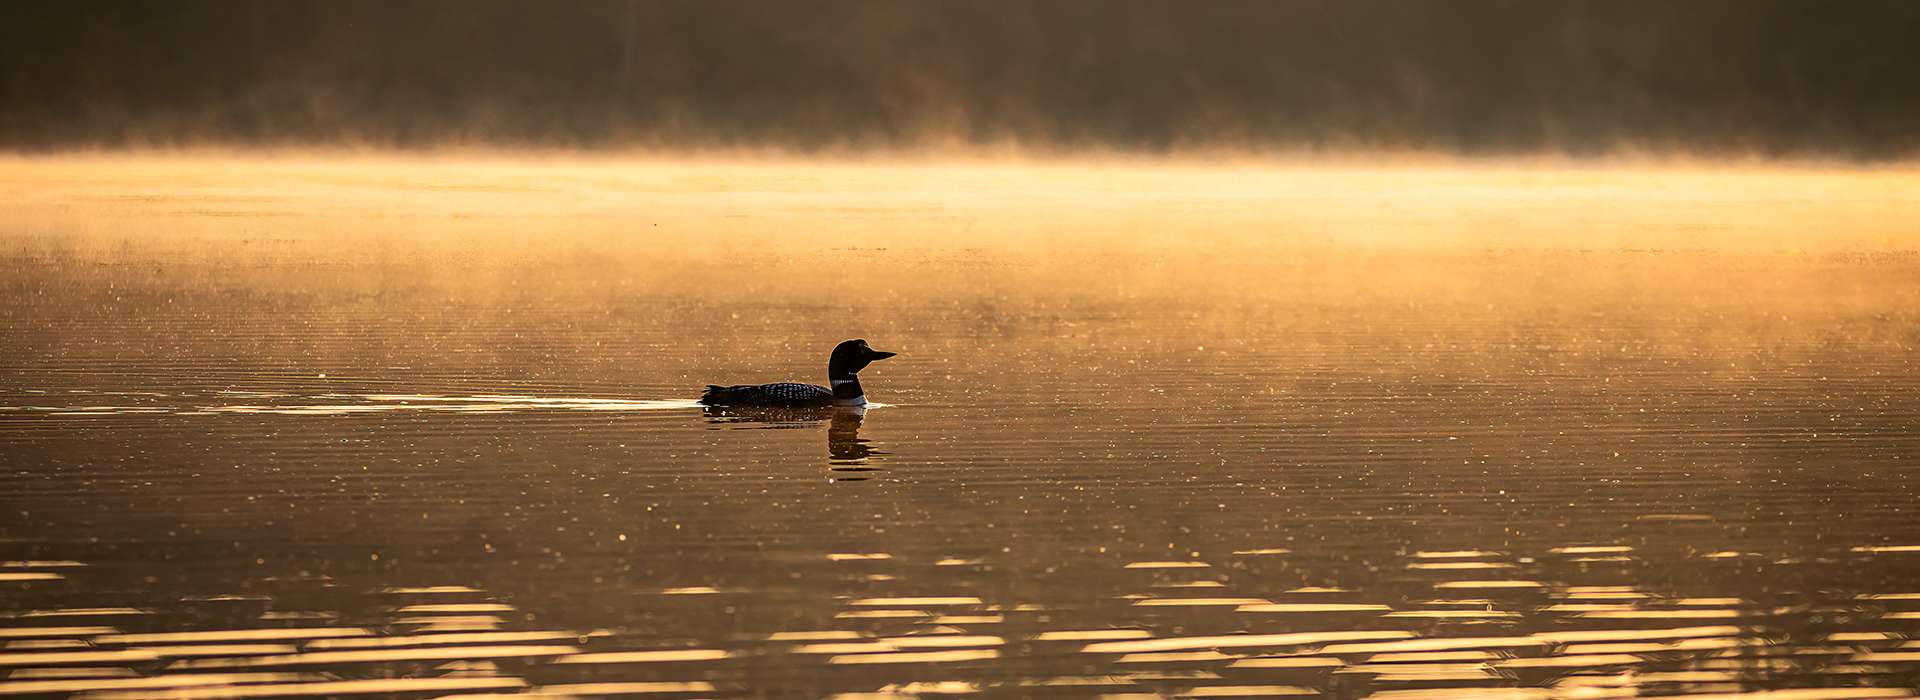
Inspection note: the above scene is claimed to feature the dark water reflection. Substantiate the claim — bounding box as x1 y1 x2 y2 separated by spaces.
3 160 1920 697
702 406 885 478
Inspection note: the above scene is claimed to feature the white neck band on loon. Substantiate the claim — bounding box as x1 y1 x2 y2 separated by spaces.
829 376 864 405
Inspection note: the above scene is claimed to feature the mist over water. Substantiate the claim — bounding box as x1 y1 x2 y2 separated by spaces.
5 2 1920 695
5 1 1920 157
3 156 1919 695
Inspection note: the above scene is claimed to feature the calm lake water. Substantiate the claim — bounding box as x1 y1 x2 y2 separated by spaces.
2 157 1918 698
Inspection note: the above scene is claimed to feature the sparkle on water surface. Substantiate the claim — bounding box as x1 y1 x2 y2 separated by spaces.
1 156 1918 697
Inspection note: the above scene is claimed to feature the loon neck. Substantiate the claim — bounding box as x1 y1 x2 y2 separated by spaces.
828 375 865 405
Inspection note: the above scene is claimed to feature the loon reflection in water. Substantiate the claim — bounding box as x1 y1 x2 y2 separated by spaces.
702 405 885 476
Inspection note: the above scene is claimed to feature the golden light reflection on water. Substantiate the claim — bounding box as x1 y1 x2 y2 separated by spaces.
1 155 1919 695
5 154 1920 258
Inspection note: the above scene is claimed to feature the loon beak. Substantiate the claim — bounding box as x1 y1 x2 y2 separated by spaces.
868 349 897 361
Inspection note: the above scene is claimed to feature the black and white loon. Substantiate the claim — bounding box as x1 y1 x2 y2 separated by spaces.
699 339 896 408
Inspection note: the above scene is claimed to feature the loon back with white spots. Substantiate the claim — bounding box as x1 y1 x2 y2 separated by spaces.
699 339 896 408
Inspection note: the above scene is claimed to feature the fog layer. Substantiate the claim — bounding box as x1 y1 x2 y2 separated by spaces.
3 1 1918 157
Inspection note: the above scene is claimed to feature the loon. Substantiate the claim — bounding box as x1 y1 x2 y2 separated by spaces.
700 339 896 408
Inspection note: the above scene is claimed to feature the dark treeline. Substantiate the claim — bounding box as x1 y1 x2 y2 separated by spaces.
2 0 1917 157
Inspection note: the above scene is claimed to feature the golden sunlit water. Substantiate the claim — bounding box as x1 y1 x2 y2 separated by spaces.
2 155 1919 697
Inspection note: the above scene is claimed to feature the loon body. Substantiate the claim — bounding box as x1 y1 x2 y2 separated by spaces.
700 339 895 408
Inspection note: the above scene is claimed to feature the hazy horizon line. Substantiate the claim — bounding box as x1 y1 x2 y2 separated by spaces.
5 142 1920 171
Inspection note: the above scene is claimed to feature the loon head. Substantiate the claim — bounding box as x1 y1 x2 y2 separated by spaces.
827 339 896 380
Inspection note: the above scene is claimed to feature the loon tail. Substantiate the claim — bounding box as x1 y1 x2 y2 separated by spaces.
700 384 748 405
